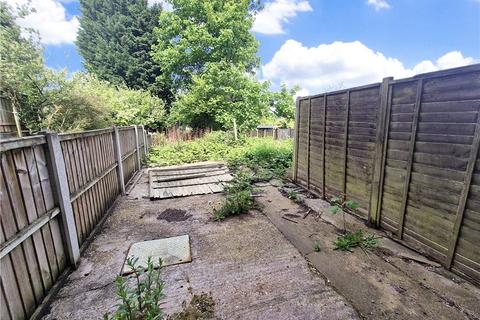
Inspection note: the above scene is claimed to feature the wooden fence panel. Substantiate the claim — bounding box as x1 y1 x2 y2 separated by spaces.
295 99 310 186
308 96 325 195
293 64 480 284
346 86 381 217
0 139 66 319
60 130 119 246
0 97 18 138
119 127 137 184
1 125 146 319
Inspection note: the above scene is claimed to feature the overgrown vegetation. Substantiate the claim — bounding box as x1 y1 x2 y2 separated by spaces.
333 230 379 252
104 257 165 320
149 132 293 221
148 132 293 177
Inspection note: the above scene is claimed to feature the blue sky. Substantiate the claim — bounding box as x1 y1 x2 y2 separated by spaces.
8 0 480 94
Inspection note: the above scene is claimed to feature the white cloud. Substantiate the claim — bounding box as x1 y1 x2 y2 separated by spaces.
367 0 391 11
262 40 476 95
147 0 173 11
6 0 79 45
252 0 312 35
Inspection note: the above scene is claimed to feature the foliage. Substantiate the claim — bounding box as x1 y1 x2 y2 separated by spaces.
168 61 270 131
314 241 321 252
77 0 170 101
328 196 359 234
333 230 379 252
152 0 260 92
0 3 166 133
148 132 293 179
105 256 165 320
268 83 299 128
214 169 255 221
69 73 166 130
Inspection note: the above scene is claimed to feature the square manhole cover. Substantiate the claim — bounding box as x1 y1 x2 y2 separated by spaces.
122 235 191 275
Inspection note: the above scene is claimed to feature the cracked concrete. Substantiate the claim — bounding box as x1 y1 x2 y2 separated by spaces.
42 172 358 319
258 184 480 320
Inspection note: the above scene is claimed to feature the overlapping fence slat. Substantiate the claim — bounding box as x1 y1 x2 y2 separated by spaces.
0 125 150 320
293 64 480 284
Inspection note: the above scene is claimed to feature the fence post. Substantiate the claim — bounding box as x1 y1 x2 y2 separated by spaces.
112 127 126 195
321 94 327 199
134 125 141 170
343 91 351 199
307 98 312 189
369 77 393 226
292 97 301 181
142 125 147 156
45 132 80 267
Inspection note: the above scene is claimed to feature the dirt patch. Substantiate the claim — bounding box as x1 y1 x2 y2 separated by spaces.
156 208 191 222
167 293 215 320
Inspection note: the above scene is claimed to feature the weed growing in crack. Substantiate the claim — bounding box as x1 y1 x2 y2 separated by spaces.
214 169 255 221
328 196 359 233
333 230 379 252
105 257 165 320
286 190 304 204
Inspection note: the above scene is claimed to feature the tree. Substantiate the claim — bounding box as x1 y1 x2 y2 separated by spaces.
269 83 299 128
169 61 269 132
77 0 169 100
152 0 260 92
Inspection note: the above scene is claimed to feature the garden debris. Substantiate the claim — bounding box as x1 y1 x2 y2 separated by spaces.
282 215 298 223
149 162 233 199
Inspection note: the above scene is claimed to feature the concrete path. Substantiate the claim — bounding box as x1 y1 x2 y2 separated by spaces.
43 172 358 319
257 184 480 320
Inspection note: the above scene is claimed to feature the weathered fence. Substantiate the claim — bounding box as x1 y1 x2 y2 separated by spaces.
0 97 21 139
293 64 480 284
0 125 150 320
247 127 294 139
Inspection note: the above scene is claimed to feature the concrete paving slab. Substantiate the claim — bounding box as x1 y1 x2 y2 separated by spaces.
122 235 191 274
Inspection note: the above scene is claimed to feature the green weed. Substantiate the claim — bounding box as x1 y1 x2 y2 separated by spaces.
314 241 321 252
104 257 165 320
328 196 359 233
214 169 255 221
333 230 379 252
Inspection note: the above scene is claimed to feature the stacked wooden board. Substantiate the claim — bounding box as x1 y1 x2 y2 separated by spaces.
149 162 233 199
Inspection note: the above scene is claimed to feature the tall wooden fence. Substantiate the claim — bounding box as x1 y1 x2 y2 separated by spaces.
293 64 480 284
0 125 150 320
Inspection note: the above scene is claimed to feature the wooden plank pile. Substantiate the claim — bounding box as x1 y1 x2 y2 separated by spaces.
149 162 233 199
